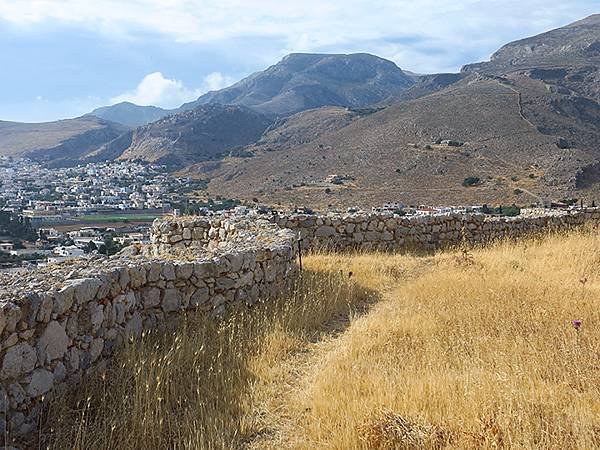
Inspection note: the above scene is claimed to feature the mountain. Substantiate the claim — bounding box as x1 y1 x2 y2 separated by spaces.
181 53 415 117
115 104 272 168
185 16 600 208
88 102 172 127
0 116 129 165
2 17 600 208
0 53 410 167
462 14 600 101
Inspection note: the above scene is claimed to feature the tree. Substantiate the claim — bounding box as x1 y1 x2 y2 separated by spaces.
0 212 37 241
84 241 98 254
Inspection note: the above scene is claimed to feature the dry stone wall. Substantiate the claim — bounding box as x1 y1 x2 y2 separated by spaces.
0 218 296 439
270 209 600 252
0 208 598 440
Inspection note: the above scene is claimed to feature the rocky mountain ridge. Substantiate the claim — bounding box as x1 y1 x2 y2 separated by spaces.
181 53 415 117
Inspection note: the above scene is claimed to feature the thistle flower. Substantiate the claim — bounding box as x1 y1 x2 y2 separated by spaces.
572 319 582 331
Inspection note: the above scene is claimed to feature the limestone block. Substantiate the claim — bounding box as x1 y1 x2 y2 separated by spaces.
53 287 74 316
315 226 336 237
73 279 102 305
162 289 181 313
37 321 69 363
142 287 161 308
27 369 53 397
1 343 37 379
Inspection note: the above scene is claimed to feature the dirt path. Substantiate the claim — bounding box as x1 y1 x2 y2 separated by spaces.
244 257 435 449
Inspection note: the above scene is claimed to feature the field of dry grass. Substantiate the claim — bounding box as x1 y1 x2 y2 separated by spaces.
40 228 599 449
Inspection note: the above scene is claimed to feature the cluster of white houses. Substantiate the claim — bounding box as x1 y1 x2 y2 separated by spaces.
0 158 192 225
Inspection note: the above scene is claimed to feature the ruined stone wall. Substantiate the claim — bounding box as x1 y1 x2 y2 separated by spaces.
0 219 296 438
147 215 257 255
270 208 600 252
0 208 598 439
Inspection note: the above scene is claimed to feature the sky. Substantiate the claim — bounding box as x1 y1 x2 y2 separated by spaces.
0 0 597 122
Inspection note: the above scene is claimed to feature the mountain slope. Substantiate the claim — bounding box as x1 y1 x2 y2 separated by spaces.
465 14 600 71
395 73 467 101
116 104 272 168
181 53 414 117
462 14 600 102
0 117 129 163
184 15 600 208
193 77 586 207
88 102 172 127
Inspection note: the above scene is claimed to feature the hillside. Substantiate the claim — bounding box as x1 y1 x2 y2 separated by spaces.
187 74 596 208
180 105 361 177
88 102 172 127
181 53 415 117
0 116 128 164
395 73 466 101
463 14 600 101
116 104 272 168
185 16 600 208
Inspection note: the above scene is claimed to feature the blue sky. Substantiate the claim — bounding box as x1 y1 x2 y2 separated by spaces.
0 0 597 122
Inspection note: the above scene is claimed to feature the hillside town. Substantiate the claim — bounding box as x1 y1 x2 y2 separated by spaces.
0 157 204 269
0 156 186 217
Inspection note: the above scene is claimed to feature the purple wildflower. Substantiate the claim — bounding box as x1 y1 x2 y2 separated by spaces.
572 319 582 331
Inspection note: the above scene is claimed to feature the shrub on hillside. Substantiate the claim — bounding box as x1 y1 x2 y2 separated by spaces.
462 177 481 187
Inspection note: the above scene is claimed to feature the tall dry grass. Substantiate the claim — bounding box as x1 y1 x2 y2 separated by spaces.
38 228 599 449
40 270 375 449
288 229 600 449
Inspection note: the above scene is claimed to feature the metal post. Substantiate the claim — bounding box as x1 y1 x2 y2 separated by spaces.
297 238 303 271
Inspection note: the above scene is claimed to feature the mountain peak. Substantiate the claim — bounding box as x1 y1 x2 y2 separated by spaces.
462 14 600 75
181 52 413 117
89 102 172 127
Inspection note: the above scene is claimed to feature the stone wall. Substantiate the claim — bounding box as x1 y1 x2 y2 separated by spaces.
0 219 296 438
0 208 598 440
270 208 600 252
147 215 260 255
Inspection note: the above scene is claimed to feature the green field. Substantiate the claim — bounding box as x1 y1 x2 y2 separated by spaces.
78 214 162 222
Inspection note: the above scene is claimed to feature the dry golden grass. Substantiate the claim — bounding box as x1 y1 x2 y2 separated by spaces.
39 229 599 449
39 270 375 450
286 230 600 449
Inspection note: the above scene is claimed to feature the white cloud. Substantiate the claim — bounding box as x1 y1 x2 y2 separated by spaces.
110 71 234 108
202 72 235 92
0 0 597 72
